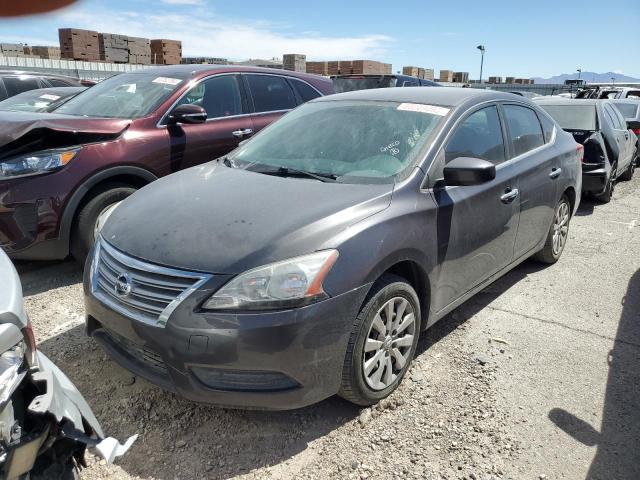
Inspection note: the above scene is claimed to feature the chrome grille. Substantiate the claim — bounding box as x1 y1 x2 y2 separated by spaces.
90 238 212 327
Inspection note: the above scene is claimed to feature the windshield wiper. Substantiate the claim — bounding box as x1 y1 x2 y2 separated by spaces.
268 166 339 183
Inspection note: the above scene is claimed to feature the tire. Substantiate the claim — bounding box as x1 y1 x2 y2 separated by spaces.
339 274 421 406
593 162 616 203
70 184 136 263
620 156 635 181
533 194 571 264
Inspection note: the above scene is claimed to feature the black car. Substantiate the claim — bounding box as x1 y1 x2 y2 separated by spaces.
0 86 87 112
84 88 581 410
537 98 637 202
0 71 85 101
332 74 440 93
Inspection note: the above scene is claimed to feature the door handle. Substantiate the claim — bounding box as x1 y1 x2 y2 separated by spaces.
549 167 562 179
500 188 519 203
232 128 253 137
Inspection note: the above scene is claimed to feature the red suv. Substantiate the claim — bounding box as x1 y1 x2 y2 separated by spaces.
0 65 334 261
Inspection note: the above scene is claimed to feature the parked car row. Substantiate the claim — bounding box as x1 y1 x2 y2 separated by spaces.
0 70 90 101
535 97 638 202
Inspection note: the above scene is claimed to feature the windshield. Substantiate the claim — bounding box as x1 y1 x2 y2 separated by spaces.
540 104 597 130
0 89 82 112
54 73 186 118
333 77 397 93
228 100 446 184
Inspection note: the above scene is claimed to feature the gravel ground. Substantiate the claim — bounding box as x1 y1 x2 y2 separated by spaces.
17 174 640 480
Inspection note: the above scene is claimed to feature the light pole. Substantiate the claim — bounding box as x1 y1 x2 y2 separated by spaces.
577 68 582 80
611 76 615 85
477 45 486 84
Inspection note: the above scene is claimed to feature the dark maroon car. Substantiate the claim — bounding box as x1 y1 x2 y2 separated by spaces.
0 65 334 261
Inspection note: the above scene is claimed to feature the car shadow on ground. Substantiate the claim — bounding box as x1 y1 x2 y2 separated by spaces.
15 259 82 295
547 269 640 479
33 258 547 479
574 195 597 217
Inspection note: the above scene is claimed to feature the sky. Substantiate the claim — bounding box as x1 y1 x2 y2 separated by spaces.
1 0 639 79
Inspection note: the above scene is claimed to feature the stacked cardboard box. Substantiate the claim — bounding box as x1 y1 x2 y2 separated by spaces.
488 76 502 84
0 43 24 56
403 66 420 77
128 37 151 65
352 60 391 75
439 70 454 82
283 54 306 72
453 71 469 83
98 33 129 63
505 76 515 84
59 28 100 61
150 39 182 65
306 61 328 75
30 46 61 59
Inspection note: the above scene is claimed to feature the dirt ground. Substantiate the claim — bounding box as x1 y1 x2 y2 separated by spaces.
17 175 639 480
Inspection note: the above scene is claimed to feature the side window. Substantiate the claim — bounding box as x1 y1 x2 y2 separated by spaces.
626 90 640 99
3 77 40 96
445 106 505 164
47 78 73 87
176 75 242 119
503 105 544 157
603 104 622 129
537 111 555 143
246 75 297 113
289 78 321 103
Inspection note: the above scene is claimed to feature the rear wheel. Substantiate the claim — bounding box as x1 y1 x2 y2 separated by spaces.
593 164 616 203
620 156 635 181
339 274 421 406
70 184 136 263
533 195 571 264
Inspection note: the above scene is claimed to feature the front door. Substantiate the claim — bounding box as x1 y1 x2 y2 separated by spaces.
164 74 253 172
432 105 520 313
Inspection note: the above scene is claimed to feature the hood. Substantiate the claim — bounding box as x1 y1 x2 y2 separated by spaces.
102 163 393 274
0 111 130 160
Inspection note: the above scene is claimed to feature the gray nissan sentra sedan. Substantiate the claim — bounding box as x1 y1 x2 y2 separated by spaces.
83 88 582 409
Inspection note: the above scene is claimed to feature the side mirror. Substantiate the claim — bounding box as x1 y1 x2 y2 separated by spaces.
167 104 207 125
443 157 496 186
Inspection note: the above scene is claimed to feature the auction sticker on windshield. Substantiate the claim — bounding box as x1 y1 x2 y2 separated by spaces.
152 77 182 86
397 103 450 116
39 94 61 100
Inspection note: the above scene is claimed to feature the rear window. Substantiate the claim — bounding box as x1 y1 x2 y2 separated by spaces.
539 105 597 131
3 76 41 96
333 76 397 93
289 78 322 103
246 74 297 113
613 102 639 119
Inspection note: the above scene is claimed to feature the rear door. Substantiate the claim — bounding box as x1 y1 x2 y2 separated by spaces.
501 103 559 258
162 73 254 172
431 104 520 312
243 73 298 135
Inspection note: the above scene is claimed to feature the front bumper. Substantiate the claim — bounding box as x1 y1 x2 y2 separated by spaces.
84 274 370 410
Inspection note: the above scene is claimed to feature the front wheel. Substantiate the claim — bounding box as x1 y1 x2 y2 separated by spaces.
533 195 571 264
339 274 421 406
70 184 136 263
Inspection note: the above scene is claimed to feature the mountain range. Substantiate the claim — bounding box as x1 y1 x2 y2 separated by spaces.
531 72 640 84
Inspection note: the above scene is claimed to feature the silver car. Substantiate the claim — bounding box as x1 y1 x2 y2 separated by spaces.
0 250 135 478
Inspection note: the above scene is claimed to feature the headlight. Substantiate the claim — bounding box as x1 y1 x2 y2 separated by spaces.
0 341 25 404
0 147 80 179
203 250 339 311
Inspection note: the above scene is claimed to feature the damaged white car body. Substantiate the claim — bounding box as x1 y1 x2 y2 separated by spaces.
0 250 135 479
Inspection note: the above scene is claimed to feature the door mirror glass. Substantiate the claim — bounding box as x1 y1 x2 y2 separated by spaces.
443 157 496 186
168 104 207 124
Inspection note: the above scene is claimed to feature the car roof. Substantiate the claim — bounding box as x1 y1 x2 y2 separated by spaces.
12 86 87 97
313 86 524 107
0 70 80 80
127 64 330 83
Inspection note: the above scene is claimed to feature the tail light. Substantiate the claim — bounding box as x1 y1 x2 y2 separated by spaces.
576 144 584 164
632 128 640 135
21 317 38 367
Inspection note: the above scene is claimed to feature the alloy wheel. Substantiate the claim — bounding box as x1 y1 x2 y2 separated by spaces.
552 201 570 256
363 297 416 390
